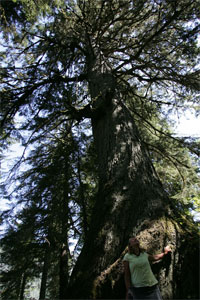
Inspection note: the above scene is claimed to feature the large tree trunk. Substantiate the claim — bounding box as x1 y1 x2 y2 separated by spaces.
67 74 199 299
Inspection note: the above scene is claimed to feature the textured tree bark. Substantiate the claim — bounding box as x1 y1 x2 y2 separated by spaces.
67 74 199 299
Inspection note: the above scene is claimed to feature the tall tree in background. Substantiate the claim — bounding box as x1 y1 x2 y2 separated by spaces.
0 121 96 298
0 0 199 299
0 210 41 299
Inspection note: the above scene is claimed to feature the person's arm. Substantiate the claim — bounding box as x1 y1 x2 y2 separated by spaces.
148 245 171 262
123 261 131 290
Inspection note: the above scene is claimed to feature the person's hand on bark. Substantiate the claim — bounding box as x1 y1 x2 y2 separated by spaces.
164 245 172 255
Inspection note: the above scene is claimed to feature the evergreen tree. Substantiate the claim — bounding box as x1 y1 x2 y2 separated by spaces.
0 214 41 299
0 0 199 299
1 121 97 298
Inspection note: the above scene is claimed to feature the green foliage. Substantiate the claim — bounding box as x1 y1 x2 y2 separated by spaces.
0 222 41 299
0 0 200 296
0 120 98 297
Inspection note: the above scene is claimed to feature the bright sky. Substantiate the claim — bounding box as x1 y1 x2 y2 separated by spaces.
173 111 200 138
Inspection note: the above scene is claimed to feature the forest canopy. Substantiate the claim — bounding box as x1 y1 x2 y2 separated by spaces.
0 0 199 299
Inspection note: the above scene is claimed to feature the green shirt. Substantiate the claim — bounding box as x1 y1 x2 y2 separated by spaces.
123 252 158 288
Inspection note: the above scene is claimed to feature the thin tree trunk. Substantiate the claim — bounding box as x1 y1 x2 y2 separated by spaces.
59 243 69 299
19 272 27 300
39 243 50 300
77 150 89 238
59 159 70 299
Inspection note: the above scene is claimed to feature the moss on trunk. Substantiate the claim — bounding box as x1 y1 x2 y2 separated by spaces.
92 217 199 299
